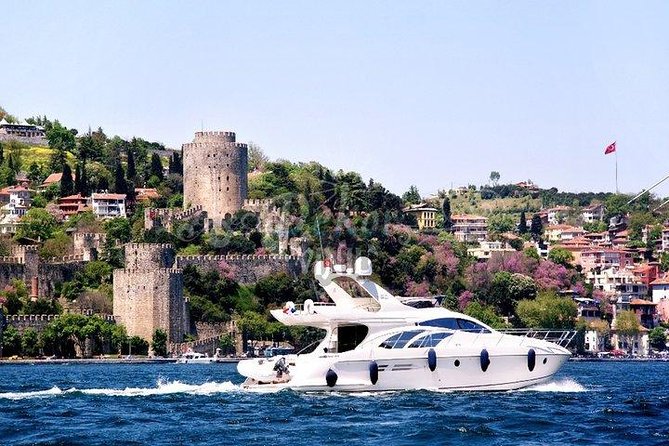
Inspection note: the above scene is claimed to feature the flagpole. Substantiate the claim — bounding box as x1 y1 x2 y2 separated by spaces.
615 148 619 194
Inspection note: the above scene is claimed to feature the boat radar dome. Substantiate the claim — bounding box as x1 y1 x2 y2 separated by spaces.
354 257 373 276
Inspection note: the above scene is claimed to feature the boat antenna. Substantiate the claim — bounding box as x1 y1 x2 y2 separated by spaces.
315 217 325 260
627 172 669 205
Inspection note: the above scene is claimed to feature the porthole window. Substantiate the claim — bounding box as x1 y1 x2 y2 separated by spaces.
454 359 460 367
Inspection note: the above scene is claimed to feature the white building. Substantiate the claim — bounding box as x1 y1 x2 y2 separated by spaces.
662 227 669 253
467 241 515 259
89 193 126 219
582 203 605 223
0 186 31 234
451 214 487 243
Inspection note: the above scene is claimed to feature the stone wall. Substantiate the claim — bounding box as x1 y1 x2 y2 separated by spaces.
176 254 302 284
5 313 116 334
0 134 47 145
0 245 86 298
112 244 189 344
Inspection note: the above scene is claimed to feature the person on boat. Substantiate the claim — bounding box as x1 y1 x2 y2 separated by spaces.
273 357 290 379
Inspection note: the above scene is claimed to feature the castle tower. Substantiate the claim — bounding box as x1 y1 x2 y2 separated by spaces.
113 244 188 344
182 131 248 228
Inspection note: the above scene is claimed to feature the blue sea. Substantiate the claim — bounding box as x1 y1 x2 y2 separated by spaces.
1 361 668 446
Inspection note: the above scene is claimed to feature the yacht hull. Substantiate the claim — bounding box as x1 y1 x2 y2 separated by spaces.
239 351 569 392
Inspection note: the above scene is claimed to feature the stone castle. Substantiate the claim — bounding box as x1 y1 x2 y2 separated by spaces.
113 244 187 343
182 131 248 228
112 130 306 345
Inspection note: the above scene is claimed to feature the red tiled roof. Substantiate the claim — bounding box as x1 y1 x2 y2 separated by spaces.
91 193 126 200
630 299 656 306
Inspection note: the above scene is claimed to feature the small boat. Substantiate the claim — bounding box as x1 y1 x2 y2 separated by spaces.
176 348 222 364
237 257 573 392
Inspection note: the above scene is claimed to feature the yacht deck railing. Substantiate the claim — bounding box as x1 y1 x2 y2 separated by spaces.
498 328 578 348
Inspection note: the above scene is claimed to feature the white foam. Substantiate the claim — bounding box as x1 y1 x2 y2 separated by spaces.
0 380 240 400
0 386 64 400
518 379 587 393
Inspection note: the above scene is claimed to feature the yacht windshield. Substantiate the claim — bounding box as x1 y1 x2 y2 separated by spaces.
379 330 424 349
408 332 451 348
418 318 490 333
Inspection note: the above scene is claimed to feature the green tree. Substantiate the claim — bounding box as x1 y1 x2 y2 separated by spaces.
615 310 641 353
518 211 528 234
219 334 236 355
254 273 296 307
149 153 164 181
1 325 22 357
516 291 577 329
649 327 667 351
463 301 508 329
21 328 40 357
127 148 136 183
113 161 128 194
15 208 58 241
151 329 168 357
530 214 543 239
402 185 421 205
442 197 452 230
248 142 269 172
548 247 574 268
489 171 501 186
46 121 76 172
39 232 72 259
60 163 74 197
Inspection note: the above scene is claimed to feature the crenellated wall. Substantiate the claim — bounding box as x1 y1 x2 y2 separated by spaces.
176 254 302 284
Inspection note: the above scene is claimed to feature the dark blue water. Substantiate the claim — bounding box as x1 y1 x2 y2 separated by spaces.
1 361 668 446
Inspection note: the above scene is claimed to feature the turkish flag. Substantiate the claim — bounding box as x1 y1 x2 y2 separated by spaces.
604 142 616 155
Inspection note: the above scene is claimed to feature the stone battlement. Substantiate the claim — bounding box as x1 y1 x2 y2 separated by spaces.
6 314 60 322
43 255 85 264
194 131 236 139
176 254 298 262
126 243 175 250
0 256 21 264
171 205 204 221
115 267 182 274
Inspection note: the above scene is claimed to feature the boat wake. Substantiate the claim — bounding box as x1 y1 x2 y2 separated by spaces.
517 379 588 393
0 379 240 400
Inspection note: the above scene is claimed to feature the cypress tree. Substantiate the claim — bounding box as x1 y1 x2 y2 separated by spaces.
74 163 82 194
519 211 528 234
113 162 128 194
530 214 543 239
60 163 74 197
150 153 164 180
127 149 136 183
0 142 4 164
442 197 452 230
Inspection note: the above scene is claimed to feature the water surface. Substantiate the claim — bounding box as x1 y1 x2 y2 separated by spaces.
1 361 668 445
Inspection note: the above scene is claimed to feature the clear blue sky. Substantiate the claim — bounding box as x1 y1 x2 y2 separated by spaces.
2 1 668 198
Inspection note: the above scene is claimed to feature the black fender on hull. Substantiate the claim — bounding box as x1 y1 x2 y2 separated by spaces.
369 361 379 384
326 369 338 387
480 349 490 372
427 348 437 372
527 348 536 372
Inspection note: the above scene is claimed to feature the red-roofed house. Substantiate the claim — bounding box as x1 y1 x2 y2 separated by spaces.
579 249 634 272
135 188 160 203
58 194 89 220
39 172 76 191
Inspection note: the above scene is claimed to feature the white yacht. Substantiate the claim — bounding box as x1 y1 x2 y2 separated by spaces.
176 348 222 364
237 257 572 392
